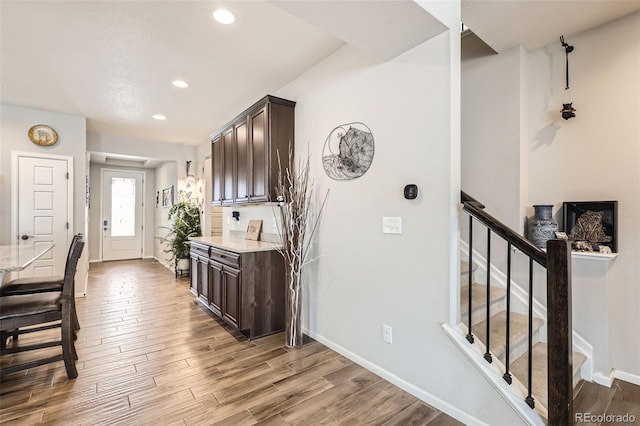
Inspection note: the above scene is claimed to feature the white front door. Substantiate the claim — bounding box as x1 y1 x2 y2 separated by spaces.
102 170 144 261
15 154 72 278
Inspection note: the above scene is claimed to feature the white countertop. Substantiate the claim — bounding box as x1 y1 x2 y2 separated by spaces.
189 236 282 253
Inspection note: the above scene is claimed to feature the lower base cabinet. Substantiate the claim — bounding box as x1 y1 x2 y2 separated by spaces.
190 242 285 339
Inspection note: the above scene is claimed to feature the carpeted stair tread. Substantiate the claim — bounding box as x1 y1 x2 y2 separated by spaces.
472 311 544 363
460 284 506 325
509 342 587 410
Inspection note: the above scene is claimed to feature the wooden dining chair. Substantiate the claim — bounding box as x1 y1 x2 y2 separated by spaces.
1 234 82 332
0 239 84 379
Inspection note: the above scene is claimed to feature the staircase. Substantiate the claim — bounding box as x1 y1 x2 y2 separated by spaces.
461 260 587 416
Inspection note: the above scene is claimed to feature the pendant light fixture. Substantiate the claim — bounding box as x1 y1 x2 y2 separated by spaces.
560 36 576 120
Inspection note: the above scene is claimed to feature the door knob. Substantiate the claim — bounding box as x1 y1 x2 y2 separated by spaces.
21 234 33 240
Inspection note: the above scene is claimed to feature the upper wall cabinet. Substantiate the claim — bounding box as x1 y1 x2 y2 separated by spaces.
211 95 295 206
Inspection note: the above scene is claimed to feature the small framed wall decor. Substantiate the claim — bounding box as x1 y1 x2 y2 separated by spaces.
28 124 58 146
245 219 262 241
161 185 174 207
563 201 617 252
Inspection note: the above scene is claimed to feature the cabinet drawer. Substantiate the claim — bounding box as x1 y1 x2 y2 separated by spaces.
209 247 240 268
190 242 210 258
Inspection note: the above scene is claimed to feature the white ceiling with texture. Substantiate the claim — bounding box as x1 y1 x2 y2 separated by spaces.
0 0 344 146
2 1 639 149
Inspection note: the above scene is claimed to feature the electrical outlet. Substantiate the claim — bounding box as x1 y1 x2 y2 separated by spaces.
383 324 392 344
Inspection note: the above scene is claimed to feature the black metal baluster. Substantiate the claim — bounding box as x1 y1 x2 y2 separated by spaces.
525 257 535 409
466 216 474 344
503 242 513 384
484 228 492 363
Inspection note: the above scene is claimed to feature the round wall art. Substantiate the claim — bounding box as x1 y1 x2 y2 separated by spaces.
322 122 374 180
28 124 58 147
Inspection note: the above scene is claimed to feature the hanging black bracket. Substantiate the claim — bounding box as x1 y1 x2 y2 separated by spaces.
560 36 576 120
560 35 574 90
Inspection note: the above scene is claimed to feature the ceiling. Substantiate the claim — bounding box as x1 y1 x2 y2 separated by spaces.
2 1 639 155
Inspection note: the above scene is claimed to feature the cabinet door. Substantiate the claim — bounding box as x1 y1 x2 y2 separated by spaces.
189 254 198 294
208 260 223 315
222 266 241 327
221 127 235 205
211 137 222 205
248 105 268 203
197 257 209 303
235 120 249 204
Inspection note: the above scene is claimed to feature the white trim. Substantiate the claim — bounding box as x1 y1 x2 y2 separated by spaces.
303 326 488 426
592 370 615 387
450 209 461 326
591 369 640 388
613 369 640 387
443 323 547 425
89 259 102 264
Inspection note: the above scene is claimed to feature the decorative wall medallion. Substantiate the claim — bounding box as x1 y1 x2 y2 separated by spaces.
28 124 58 146
322 122 374 180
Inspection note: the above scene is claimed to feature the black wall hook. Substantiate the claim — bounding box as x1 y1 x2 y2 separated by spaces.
560 36 574 90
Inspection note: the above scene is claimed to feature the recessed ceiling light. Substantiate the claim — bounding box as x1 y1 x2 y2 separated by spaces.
213 9 235 25
152 114 167 121
172 80 189 88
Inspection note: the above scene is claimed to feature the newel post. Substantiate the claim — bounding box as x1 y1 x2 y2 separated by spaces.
546 239 573 425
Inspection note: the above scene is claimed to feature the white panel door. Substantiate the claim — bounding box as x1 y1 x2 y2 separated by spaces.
102 170 143 261
17 156 70 278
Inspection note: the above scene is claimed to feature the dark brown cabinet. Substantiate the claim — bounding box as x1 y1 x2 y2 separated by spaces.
211 95 295 206
221 126 235 206
189 241 285 339
211 138 222 204
190 244 209 304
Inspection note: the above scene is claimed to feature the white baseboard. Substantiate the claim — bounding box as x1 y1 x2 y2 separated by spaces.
90 256 156 263
303 326 486 426
592 371 615 387
613 369 640 386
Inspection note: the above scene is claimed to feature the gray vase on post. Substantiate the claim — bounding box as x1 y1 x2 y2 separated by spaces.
529 205 559 249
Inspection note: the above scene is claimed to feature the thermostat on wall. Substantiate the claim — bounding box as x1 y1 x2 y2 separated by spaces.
404 184 418 200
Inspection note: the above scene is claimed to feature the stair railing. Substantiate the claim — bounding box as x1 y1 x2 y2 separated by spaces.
461 191 573 425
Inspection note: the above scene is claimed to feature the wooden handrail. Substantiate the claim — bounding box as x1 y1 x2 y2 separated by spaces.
461 191 572 424
461 191 546 267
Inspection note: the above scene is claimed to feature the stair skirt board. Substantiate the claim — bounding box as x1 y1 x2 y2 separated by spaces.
458 241 593 381
443 322 548 425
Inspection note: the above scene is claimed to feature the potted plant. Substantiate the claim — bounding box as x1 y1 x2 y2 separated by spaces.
160 190 202 275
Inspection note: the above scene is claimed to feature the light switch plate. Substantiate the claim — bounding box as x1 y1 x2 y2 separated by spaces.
382 217 402 234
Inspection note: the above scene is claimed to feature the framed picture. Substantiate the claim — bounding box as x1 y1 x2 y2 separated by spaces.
245 219 263 241
563 201 618 252
162 186 174 207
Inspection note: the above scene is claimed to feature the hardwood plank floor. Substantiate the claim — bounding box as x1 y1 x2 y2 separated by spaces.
1 260 461 425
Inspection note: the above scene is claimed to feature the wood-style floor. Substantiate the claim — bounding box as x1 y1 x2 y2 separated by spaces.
574 379 640 426
1 260 462 425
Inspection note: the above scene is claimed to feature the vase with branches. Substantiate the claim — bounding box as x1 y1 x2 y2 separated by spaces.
275 147 328 348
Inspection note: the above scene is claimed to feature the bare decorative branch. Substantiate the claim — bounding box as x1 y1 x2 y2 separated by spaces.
274 145 329 348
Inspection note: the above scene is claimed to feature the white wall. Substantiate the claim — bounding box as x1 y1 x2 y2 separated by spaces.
527 12 640 379
0 103 89 294
272 32 523 426
1 104 86 243
462 46 525 232
155 161 178 269
461 11 640 381
88 164 156 261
